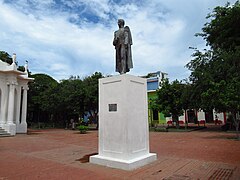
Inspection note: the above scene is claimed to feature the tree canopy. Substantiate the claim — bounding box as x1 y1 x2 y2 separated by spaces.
28 74 59 125
155 79 186 127
186 1 240 138
27 72 103 127
0 51 12 64
154 1 240 133
187 1 240 113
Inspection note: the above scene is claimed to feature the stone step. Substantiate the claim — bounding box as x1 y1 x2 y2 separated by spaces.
0 132 10 135
0 128 12 137
0 134 12 137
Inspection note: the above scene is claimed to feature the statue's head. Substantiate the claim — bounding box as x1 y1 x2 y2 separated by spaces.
118 19 125 28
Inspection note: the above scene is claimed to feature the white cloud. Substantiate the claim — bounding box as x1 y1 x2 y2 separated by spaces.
0 0 236 81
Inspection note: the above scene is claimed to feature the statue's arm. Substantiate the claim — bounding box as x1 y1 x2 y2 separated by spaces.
113 31 118 46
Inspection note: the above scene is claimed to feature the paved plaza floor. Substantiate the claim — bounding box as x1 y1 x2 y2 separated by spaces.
0 125 240 179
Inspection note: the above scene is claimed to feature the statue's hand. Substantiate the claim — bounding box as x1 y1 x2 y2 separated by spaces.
113 37 119 46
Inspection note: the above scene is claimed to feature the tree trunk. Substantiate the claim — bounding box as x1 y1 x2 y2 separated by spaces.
235 112 240 140
232 112 240 140
236 124 240 140
173 115 179 129
184 109 188 130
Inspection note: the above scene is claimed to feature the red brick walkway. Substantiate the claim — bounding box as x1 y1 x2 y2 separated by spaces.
0 127 239 179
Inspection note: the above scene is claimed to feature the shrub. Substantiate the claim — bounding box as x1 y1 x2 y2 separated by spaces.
77 125 89 134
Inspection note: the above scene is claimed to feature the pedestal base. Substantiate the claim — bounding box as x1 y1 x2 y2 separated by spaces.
17 123 27 133
90 153 157 170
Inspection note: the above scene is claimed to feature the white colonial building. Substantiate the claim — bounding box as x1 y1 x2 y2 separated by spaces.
0 54 33 135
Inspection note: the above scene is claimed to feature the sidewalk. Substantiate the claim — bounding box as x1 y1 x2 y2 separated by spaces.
0 127 239 179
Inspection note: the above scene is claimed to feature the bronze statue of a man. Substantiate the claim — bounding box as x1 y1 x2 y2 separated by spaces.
113 19 133 74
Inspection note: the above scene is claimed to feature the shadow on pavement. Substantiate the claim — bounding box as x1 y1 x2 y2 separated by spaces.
76 152 98 163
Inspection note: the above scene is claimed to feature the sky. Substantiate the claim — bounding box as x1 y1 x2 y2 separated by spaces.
0 0 237 81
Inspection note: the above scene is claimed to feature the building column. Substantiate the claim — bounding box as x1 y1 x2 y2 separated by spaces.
5 82 16 135
16 85 28 133
0 87 8 127
0 89 4 126
15 86 22 126
21 86 28 125
7 83 15 125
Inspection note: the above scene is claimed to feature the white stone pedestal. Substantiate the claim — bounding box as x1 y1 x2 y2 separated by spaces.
90 74 157 170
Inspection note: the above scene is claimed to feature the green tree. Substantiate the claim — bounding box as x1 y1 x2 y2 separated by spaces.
180 82 196 128
187 1 240 139
17 66 25 72
28 73 59 126
57 77 85 125
186 49 215 112
0 51 12 64
82 72 103 123
27 72 103 128
155 79 185 128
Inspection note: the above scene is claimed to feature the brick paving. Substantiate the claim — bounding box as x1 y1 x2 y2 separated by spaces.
0 126 240 180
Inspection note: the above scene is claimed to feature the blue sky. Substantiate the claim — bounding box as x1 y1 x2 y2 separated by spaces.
0 0 236 81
